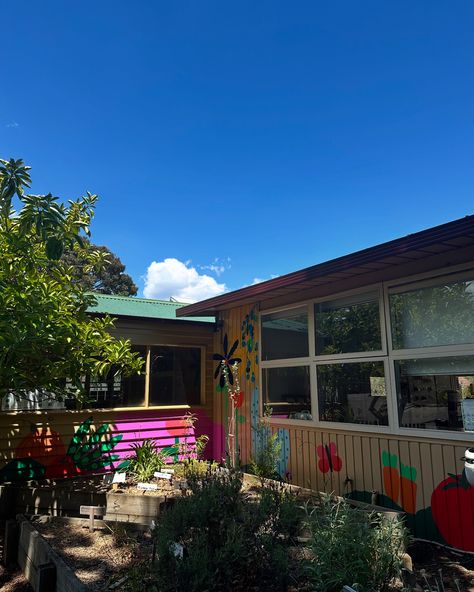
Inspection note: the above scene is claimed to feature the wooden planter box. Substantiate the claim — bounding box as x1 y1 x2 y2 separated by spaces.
104 490 170 526
16 514 87 592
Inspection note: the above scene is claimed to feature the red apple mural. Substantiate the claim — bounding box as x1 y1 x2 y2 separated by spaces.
431 471 474 552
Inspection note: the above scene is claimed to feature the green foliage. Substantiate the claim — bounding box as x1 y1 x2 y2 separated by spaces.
61 236 138 296
66 417 123 471
0 157 143 402
304 495 408 592
149 470 302 592
248 410 282 479
125 439 169 482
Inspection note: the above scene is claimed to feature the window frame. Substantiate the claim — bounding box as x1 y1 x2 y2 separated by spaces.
2 343 207 414
260 265 474 441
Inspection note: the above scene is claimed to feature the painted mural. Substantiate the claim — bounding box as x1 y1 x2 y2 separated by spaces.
317 442 342 474
0 409 217 483
214 306 290 476
344 448 474 552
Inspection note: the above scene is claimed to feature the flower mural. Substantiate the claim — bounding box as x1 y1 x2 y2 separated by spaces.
213 333 241 389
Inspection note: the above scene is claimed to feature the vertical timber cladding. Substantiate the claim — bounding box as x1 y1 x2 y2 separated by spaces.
216 305 474 551
214 305 289 472
214 305 260 466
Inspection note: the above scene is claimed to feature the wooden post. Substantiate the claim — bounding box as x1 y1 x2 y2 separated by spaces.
79 505 105 532
37 562 56 592
3 519 19 567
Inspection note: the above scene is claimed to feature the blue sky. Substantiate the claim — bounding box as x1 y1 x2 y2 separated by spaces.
2 1 474 300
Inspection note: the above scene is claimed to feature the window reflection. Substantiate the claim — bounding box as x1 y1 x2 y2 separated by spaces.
317 361 388 425
315 293 381 355
395 357 474 432
263 366 311 420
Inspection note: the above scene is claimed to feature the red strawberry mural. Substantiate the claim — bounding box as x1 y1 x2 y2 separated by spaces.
317 442 342 474
431 471 474 552
0 417 123 483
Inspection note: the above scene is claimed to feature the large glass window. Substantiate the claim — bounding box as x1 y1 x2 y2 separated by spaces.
390 278 474 350
395 356 474 432
65 346 148 409
317 361 388 426
261 307 308 360
262 366 311 420
149 346 201 406
1 343 206 411
315 292 382 355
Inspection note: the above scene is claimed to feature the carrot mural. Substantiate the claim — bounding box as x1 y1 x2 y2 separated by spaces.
382 451 400 505
400 462 417 514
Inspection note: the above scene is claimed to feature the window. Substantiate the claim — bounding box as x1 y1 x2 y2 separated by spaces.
317 361 388 426
263 366 311 420
390 278 474 350
261 307 308 360
63 346 147 409
2 344 204 411
149 346 201 406
261 273 474 436
315 292 382 355
395 357 474 432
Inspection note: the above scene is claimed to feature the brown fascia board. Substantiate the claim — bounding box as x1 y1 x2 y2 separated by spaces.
176 215 474 317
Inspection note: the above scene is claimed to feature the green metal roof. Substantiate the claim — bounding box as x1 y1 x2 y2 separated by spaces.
87 293 215 323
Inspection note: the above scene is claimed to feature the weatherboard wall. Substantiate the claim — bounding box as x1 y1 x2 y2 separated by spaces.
214 303 474 552
0 317 222 483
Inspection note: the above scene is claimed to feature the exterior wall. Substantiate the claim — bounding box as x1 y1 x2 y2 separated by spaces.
215 304 474 552
0 317 223 482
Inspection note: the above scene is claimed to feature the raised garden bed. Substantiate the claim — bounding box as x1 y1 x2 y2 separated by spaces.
6 474 474 592
18 515 153 592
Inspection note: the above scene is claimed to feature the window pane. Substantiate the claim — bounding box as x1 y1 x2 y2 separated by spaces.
149 346 201 406
261 308 308 361
390 279 474 349
65 346 147 409
317 361 388 425
262 366 311 420
315 293 381 355
395 356 474 432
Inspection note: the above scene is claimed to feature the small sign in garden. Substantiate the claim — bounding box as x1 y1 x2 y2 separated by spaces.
154 471 172 479
137 482 159 490
80 505 105 532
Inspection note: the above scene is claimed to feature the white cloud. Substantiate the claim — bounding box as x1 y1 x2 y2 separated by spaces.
247 274 279 287
6 121 19 128
199 257 231 277
143 258 227 303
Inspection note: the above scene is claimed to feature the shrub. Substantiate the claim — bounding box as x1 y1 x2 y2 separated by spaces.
248 409 282 480
149 470 302 592
125 439 168 482
304 495 408 592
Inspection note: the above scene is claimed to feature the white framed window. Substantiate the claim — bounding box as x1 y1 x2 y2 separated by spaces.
260 267 474 439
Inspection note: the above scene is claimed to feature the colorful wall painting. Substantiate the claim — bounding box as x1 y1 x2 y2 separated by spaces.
0 417 121 482
431 471 474 551
0 408 218 483
317 442 342 474
347 450 474 552
381 451 417 514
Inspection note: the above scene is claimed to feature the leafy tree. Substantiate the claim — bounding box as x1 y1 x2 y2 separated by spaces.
0 158 143 404
61 237 138 296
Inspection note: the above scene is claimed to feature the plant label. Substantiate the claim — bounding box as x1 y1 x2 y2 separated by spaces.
137 482 159 490
154 471 172 480
161 468 175 474
112 472 127 484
